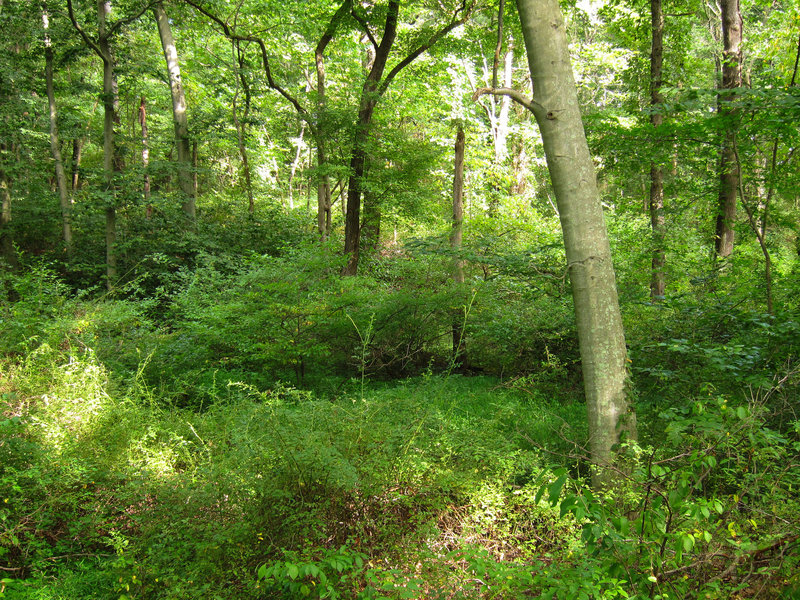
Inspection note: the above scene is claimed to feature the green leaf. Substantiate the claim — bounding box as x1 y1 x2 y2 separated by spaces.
548 474 568 506
286 564 299 580
560 494 577 518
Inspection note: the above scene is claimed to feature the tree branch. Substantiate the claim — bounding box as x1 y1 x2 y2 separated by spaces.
107 0 162 38
66 0 104 58
473 86 544 119
492 0 505 89
378 0 475 97
183 0 310 122
350 5 378 49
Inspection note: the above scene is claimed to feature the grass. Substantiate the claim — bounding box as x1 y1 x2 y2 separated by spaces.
2 295 799 599
1 347 588 600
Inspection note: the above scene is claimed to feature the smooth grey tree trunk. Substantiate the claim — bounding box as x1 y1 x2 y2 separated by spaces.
43 3 73 254
155 3 195 220
515 0 635 487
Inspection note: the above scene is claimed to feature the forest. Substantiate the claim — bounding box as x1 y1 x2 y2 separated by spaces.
1 0 799 597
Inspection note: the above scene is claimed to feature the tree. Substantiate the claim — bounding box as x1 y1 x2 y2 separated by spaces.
648 0 665 299
451 123 465 359
479 0 636 485
341 0 475 274
43 1 73 254
0 158 12 268
713 0 743 259
182 0 349 232
154 1 195 220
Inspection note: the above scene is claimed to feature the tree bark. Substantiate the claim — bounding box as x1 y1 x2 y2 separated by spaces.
515 0 635 487
67 0 143 289
43 2 73 254
98 0 120 289
139 96 152 218
451 124 466 360
713 0 743 259
288 121 307 209
314 1 351 240
155 2 195 220
70 139 83 190
342 0 400 275
234 42 255 214
649 0 665 299
0 164 15 269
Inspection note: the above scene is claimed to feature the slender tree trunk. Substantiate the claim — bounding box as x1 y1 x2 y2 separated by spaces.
233 43 255 214
451 124 466 360
360 153 381 251
155 2 195 220
649 0 665 299
99 0 119 289
713 0 743 259
139 96 152 218
0 165 15 268
316 145 331 239
70 139 83 190
43 3 73 254
314 1 350 240
515 0 635 487
192 140 198 198
288 122 307 209
231 88 254 215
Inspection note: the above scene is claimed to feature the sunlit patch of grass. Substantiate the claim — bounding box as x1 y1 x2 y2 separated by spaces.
2 348 594 599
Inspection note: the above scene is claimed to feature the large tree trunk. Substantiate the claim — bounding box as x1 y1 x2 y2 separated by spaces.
515 0 635 487
155 2 195 220
43 3 73 254
713 0 743 259
649 0 665 299
342 0 400 276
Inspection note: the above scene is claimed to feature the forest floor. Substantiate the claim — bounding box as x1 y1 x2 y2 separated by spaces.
2 346 799 599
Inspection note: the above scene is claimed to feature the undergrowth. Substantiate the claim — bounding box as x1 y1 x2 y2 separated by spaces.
2 263 799 599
